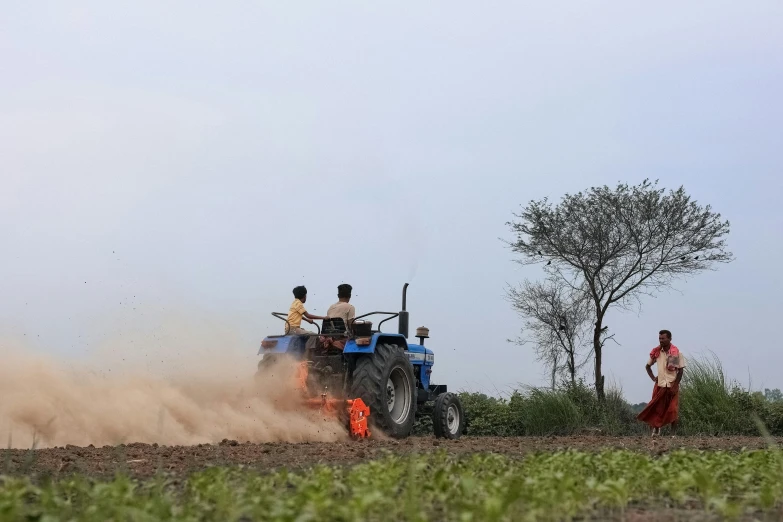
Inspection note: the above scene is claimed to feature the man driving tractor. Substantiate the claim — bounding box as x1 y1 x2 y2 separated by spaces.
327 284 356 325
321 283 355 351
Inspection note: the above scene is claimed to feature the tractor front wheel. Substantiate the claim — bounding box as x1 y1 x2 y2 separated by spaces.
433 392 466 439
350 343 417 438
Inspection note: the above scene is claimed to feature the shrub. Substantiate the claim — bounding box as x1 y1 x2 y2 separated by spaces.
458 391 525 436
762 400 783 434
450 379 644 437
520 387 583 435
601 385 646 436
678 352 743 435
677 352 777 436
413 352 781 437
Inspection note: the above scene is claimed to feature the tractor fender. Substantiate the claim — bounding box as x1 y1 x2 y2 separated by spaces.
343 333 407 354
257 335 292 355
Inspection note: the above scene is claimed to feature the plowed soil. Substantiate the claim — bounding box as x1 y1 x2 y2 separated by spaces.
2 435 780 480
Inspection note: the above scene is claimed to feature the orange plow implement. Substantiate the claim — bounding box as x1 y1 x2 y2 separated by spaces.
295 362 371 439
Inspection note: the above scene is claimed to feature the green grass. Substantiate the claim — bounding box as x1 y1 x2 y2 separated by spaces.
678 352 783 436
4 449 783 521
451 379 646 437
520 387 584 435
679 352 749 435
440 352 783 438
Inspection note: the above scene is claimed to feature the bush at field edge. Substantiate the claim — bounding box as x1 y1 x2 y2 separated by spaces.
414 352 783 437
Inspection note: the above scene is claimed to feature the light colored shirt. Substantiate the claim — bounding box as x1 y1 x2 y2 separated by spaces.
327 301 355 326
287 299 307 331
647 346 686 388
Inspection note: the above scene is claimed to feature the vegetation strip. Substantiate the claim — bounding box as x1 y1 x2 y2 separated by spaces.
440 354 783 437
3 448 783 521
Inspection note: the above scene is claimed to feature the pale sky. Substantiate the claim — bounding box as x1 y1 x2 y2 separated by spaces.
1 1 782 402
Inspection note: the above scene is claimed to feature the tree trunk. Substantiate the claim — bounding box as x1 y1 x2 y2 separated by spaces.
551 364 557 391
593 322 605 401
569 353 576 388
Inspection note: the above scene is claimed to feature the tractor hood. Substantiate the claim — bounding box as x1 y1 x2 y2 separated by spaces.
405 343 434 365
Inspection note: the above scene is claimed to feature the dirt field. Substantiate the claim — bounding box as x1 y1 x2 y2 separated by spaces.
3 435 781 480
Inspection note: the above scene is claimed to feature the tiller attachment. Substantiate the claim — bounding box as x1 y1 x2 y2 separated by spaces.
295 362 371 439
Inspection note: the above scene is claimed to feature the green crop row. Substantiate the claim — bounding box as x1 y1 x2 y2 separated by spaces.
4 449 783 521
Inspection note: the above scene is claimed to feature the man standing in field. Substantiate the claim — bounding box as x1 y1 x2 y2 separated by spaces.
637 329 687 436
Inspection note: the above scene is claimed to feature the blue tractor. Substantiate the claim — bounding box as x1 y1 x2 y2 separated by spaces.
257 283 466 439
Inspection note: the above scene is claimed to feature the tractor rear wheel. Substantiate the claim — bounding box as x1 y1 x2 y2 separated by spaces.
255 354 291 382
350 343 417 438
433 392 465 439
255 354 277 379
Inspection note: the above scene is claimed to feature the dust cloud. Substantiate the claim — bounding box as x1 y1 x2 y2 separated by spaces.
0 336 347 449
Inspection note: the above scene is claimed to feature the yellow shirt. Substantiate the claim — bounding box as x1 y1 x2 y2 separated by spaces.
286 299 307 332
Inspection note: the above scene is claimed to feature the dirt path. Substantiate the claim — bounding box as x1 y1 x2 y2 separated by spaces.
4 435 782 480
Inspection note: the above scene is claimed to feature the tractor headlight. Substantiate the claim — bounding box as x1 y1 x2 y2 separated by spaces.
425 354 434 364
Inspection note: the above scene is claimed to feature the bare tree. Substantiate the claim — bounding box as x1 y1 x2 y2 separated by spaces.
506 180 733 399
546 344 562 391
507 276 592 388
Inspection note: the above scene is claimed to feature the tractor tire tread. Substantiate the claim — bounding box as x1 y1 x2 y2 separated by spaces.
433 392 465 439
350 343 416 438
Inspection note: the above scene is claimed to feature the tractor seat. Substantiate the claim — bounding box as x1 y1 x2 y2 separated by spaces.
321 317 347 335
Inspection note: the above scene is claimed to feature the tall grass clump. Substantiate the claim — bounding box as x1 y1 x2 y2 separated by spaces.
600 385 646 436
518 380 645 436
520 387 583 435
679 352 764 435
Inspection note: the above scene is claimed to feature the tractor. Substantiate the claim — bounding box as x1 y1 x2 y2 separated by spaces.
256 283 466 440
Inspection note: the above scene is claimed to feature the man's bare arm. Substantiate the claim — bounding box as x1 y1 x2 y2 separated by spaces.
675 368 683 385
646 363 656 383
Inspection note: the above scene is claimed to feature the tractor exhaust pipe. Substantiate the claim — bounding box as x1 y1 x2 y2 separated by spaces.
398 283 409 338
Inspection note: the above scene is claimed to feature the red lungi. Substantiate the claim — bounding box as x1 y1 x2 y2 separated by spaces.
637 383 679 428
